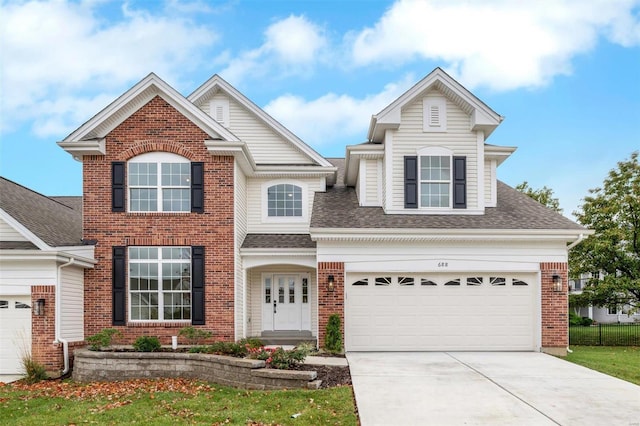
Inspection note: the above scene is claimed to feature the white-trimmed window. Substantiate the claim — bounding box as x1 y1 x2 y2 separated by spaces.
262 180 307 222
129 247 191 321
418 147 452 208
128 152 190 212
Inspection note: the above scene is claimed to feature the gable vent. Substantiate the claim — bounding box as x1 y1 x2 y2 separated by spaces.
429 105 440 127
423 98 447 132
209 98 229 127
215 105 225 123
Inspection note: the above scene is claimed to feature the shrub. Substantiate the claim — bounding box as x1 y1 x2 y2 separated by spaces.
238 337 264 349
324 313 343 353
21 353 47 383
569 312 594 326
580 316 594 326
188 341 248 357
86 328 122 351
569 312 583 326
247 345 310 369
209 341 248 357
133 336 161 352
178 326 212 345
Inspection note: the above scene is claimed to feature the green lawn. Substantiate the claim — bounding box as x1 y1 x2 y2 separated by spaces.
0 378 358 425
569 324 640 346
564 346 640 385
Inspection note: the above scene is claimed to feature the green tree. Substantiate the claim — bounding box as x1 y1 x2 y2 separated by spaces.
570 152 640 314
515 181 562 213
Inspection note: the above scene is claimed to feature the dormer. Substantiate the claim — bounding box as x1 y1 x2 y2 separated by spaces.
346 68 515 214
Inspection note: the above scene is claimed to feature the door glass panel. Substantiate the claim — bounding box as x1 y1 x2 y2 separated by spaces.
265 278 271 303
289 278 295 303
278 278 285 303
302 278 308 303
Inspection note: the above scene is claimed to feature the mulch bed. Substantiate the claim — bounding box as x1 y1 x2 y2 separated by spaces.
290 364 352 388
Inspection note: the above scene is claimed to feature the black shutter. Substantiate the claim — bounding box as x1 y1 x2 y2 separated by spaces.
404 156 418 208
112 246 126 326
191 246 205 325
112 162 126 212
191 162 204 213
453 156 467 209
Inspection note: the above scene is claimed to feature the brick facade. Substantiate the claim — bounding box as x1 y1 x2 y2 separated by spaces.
317 262 345 350
540 262 569 356
30 286 62 372
83 96 235 345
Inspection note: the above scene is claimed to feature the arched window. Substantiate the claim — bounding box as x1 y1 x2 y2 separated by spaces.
267 183 302 217
128 152 191 212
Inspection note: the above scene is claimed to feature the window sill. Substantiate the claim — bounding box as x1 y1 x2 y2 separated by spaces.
127 321 191 328
125 212 193 216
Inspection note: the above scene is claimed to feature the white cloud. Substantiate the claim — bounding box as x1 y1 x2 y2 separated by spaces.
220 15 327 84
350 0 640 91
0 0 217 136
264 74 415 147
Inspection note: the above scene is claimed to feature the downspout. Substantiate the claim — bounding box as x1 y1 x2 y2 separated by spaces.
56 257 75 375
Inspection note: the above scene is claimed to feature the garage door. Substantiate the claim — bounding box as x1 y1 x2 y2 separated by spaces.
0 295 32 375
345 273 536 351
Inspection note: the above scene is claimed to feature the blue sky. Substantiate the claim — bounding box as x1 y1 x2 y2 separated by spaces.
1 0 639 219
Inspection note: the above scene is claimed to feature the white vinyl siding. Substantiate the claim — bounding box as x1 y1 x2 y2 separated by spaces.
485 159 496 207
234 164 248 339
0 218 28 241
247 266 317 337
364 159 381 206
0 259 57 289
60 266 84 341
390 90 478 211
246 177 324 233
206 93 311 165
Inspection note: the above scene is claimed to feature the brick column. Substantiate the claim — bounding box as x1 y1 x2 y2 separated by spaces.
540 262 568 356
31 286 63 374
317 262 344 350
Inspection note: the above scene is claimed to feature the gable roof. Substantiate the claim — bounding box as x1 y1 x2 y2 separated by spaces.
368 67 503 142
311 180 585 236
188 74 334 168
0 177 83 248
58 73 239 158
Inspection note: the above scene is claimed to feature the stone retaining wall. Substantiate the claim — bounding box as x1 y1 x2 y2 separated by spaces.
73 349 319 390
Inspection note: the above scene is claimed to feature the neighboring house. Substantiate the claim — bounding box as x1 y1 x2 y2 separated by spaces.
53 66 586 372
0 178 95 379
570 273 640 323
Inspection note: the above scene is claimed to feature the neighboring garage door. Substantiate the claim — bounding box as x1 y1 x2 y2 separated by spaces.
0 295 32 375
345 273 537 351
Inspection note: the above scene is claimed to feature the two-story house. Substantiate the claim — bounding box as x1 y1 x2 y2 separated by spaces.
52 67 585 375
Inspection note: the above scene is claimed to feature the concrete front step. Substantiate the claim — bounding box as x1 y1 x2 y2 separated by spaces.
256 331 316 347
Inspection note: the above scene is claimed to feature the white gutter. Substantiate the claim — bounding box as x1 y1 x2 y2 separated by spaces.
56 257 75 375
567 233 585 250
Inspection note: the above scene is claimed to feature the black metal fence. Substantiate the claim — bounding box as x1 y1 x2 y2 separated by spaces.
569 323 640 346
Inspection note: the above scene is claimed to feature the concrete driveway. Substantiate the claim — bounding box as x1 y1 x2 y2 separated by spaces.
347 352 640 426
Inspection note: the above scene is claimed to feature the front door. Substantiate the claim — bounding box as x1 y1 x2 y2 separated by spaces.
262 274 310 331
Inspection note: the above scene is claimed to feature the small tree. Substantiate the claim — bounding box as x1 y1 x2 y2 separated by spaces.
324 314 343 353
515 181 562 213
570 152 640 314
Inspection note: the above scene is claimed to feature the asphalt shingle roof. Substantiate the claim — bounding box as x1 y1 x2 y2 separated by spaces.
241 234 316 249
311 180 585 231
0 177 83 247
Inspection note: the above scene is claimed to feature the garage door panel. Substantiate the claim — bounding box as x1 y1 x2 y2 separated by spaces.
346 273 536 351
0 295 32 375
